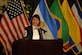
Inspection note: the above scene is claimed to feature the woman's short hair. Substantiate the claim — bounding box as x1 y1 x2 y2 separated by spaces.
31 14 41 26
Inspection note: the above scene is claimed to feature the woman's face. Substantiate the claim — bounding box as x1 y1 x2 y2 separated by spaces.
32 17 40 26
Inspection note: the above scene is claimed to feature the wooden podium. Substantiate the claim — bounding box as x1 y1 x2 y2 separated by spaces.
12 38 64 55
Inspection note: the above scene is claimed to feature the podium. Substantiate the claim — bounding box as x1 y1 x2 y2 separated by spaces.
12 38 64 55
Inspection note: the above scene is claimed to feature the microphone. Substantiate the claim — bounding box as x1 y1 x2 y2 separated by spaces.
36 26 47 34
40 28 47 34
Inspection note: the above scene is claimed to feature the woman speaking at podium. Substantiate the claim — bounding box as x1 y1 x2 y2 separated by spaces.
24 14 47 40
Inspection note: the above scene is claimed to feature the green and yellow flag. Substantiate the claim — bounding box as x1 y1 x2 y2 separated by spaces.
50 0 69 46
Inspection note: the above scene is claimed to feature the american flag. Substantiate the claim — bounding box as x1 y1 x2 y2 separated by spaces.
0 0 30 55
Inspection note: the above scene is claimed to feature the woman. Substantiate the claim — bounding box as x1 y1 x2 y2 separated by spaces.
24 14 46 40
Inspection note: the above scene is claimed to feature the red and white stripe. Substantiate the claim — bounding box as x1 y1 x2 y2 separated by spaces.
0 11 30 54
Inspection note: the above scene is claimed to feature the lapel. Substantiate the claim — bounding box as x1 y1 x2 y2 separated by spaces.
30 26 33 39
38 28 43 40
26 26 33 40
